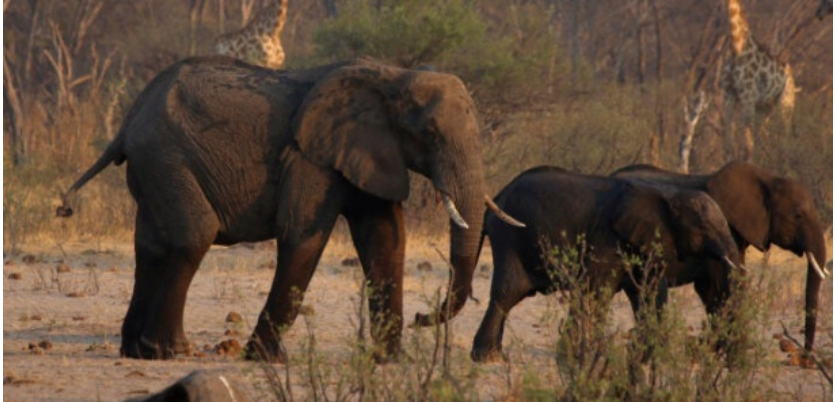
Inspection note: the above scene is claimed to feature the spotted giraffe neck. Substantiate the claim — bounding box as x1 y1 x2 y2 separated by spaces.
247 0 288 38
727 0 752 55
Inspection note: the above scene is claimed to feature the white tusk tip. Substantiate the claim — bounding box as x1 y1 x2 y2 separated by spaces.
807 252 827 279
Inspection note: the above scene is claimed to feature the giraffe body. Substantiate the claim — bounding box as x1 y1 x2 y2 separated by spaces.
720 35 791 117
214 0 288 69
719 0 796 160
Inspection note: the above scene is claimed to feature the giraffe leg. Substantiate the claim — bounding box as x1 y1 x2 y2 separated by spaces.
723 119 738 162
755 114 772 161
742 126 755 162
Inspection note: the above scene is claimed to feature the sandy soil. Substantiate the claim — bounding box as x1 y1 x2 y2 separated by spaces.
3 233 833 401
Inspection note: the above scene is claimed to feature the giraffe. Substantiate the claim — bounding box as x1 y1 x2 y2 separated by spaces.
213 0 289 69
719 0 797 161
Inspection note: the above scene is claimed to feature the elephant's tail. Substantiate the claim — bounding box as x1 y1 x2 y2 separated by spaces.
56 135 126 218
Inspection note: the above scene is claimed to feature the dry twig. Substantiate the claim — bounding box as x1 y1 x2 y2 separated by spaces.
779 320 832 385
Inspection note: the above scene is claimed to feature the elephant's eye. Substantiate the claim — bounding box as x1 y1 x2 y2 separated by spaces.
428 126 444 145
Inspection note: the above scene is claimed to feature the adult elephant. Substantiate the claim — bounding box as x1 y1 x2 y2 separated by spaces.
471 167 743 362
56 56 520 362
612 161 828 353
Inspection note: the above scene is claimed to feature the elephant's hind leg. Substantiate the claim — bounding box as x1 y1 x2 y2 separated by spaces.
121 204 167 358
122 173 219 359
346 199 406 363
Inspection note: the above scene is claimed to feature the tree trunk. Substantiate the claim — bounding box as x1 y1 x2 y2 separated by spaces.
322 0 337 18
635 0 645 85
189 0 207 56
217 0 225 33
568 0 581 82
4 53 25 165
24 0 40 85
679 91 707 173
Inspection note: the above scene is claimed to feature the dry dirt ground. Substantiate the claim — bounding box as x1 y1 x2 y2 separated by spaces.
4 230 833 401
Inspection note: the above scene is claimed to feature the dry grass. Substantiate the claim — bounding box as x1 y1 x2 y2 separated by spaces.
3 236 831 401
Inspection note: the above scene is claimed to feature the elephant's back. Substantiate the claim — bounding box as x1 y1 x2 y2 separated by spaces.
611 165 708 190
118 57 316 242
489 168 612 244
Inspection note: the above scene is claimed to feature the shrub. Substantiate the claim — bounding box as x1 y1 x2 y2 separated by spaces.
312 0 484 69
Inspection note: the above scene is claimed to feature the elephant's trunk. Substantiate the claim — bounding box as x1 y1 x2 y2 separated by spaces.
803 231 827 352
414 151 485 327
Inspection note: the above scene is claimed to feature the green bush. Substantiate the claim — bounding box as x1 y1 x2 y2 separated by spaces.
312 1 570 103
483 83 653 190
313 0 484 68
539 237 765 402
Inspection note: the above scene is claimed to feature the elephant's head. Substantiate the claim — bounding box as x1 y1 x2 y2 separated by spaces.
612 183 742 272
665 190 743 270
706 161 828 351
293 63 486 325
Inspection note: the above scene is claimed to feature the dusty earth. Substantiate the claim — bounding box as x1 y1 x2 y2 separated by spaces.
3 230 833 401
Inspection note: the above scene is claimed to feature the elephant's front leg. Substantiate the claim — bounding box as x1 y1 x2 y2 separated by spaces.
622 275 669 365
693 268 743 360
246 156 346 363
471 247 533 363
622 274 669 323
346 199 406 363
246 227 336 363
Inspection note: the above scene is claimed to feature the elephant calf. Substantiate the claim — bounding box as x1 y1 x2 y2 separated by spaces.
613 161 828 352
471 166 742 362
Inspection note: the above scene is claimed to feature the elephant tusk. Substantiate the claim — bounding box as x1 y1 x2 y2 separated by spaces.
442 194 469 229
722 255 747 272
218 375 238 402
806 251 827 279
484 195 526 228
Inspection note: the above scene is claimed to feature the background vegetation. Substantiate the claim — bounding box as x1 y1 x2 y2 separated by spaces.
3 0 832 247
2 1 832 399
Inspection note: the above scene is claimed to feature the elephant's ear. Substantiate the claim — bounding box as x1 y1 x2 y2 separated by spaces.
612 184 678 262
293 66 410 201
706 162 769 250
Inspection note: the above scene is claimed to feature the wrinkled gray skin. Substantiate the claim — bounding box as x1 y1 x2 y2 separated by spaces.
612 162 828 353
58 56 490 363
471 167 741 362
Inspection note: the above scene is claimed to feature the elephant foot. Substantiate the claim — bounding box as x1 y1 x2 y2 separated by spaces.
120 336 192 360
470 347 506 363
244 338 287 364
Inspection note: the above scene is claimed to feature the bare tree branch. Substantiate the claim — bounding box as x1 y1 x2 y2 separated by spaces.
3 51 26 164
69 0 106 55
679 91 708 173
779 320 833 385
